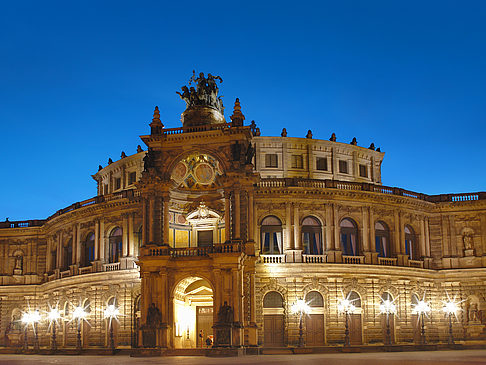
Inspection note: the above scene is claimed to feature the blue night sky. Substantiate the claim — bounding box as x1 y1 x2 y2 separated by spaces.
1 1 485 220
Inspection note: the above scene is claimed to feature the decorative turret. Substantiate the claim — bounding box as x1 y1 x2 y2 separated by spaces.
150 106 164 135
230 98 245 127
177 71 226 127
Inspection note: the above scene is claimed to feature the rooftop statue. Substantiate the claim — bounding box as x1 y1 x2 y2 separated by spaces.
177 71 224 113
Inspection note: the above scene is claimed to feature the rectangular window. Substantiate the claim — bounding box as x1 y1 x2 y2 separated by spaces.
359 164 368 178
128 171 137 185
104 184 109 195
265 154 278 168
339 160 348 174
316 157 327 171
291 154 303 169
114 177 121 190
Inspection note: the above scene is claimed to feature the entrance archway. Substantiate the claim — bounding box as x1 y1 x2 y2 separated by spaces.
173 277 213 349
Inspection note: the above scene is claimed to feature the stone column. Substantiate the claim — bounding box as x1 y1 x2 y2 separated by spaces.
362 207 370 263
122 214 129 257
234 190 241 239
425 217 431 257
420 217 426 258
333 205 340 250
128 213 135 257
76 223 81 265
369 208 377 264
142 199 147 245
325 204 333 252
285 203 292 250
149 197 155 243
394 210 401 255
294 204 301 250
225 191 231 241
57 232 62 268
94 220 100 261
99 219 105 263
163 195 170 244
248 191 254 241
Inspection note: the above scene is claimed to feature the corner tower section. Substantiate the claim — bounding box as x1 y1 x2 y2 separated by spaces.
136 73 259 352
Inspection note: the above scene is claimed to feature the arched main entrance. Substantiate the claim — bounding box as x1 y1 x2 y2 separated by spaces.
173 277 213 349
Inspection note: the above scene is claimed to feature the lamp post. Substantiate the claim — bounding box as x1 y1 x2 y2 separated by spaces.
104 304 120 354
21 310 41 352
47 308 61 352
291 299 310 347
412 300 431 345
337 299 356 347
443 301 458 345
72 306 87 352
379 299 397 346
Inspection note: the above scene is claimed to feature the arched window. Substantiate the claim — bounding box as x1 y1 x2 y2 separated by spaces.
375 221 391 258
263 291 284 308
405 225 419 260
107 296 118 307
82 232 95 267
83 299 91 315
381 291 393 303
340 218 359 256
261 216 282 254
347 291 362 308
109 228 123 263
63 238 73 271
302 216 322 255
305 291 324 307
411 293 420 307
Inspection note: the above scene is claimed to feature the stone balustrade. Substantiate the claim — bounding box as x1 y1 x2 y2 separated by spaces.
260 254 286 263
378 257 398 266
302 254 327 263
342 255 365 264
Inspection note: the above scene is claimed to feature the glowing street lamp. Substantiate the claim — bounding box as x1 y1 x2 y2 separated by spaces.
291 299 311 347
72 305 87 352
379 299 397 345
337 299 356 347
21 310 41 352
47 307 62 352
442 300 459 345
412 300 431 345
104 304 120 354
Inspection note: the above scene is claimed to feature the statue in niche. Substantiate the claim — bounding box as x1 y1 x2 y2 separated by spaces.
463 231 474 251
468 302 480 322
13 255 23 275
217 301 234 324
245 143 255 165
146 303 161 327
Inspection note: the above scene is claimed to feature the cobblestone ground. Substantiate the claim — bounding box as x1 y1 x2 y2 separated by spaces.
0 350 486 365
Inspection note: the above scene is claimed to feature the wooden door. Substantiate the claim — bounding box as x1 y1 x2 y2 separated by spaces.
264 314 284 347
381 314 395 344
305 314 324 346
349 314 362 345
412 314 421 343
196 307 213 348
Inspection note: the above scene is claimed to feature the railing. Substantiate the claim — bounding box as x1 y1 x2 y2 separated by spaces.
78 266 93 275
103 262 120 272
302 254 327 263
160 122 233 136
146 242 243 258
255 178 486 204
408 259 424 268
60 269 71 278
378 257 398 266
342 255 364 264
0 219 46 229
261 254 286 264
47 273 57 282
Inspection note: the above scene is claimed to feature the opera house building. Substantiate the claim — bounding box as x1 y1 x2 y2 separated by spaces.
0 73 485 354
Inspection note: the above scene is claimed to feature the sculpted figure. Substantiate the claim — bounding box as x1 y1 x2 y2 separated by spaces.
469 302 479 322
146 303 161 327
463 232 474 251
14 255 23 271
217 301 233 323
176 86 191 107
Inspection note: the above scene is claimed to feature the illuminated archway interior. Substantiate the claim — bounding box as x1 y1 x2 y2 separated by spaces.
173 276 213 348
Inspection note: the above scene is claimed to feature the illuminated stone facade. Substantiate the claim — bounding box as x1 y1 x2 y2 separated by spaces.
0 74 485 352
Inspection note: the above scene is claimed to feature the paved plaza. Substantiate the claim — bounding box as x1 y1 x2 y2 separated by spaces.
0 350 486 365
